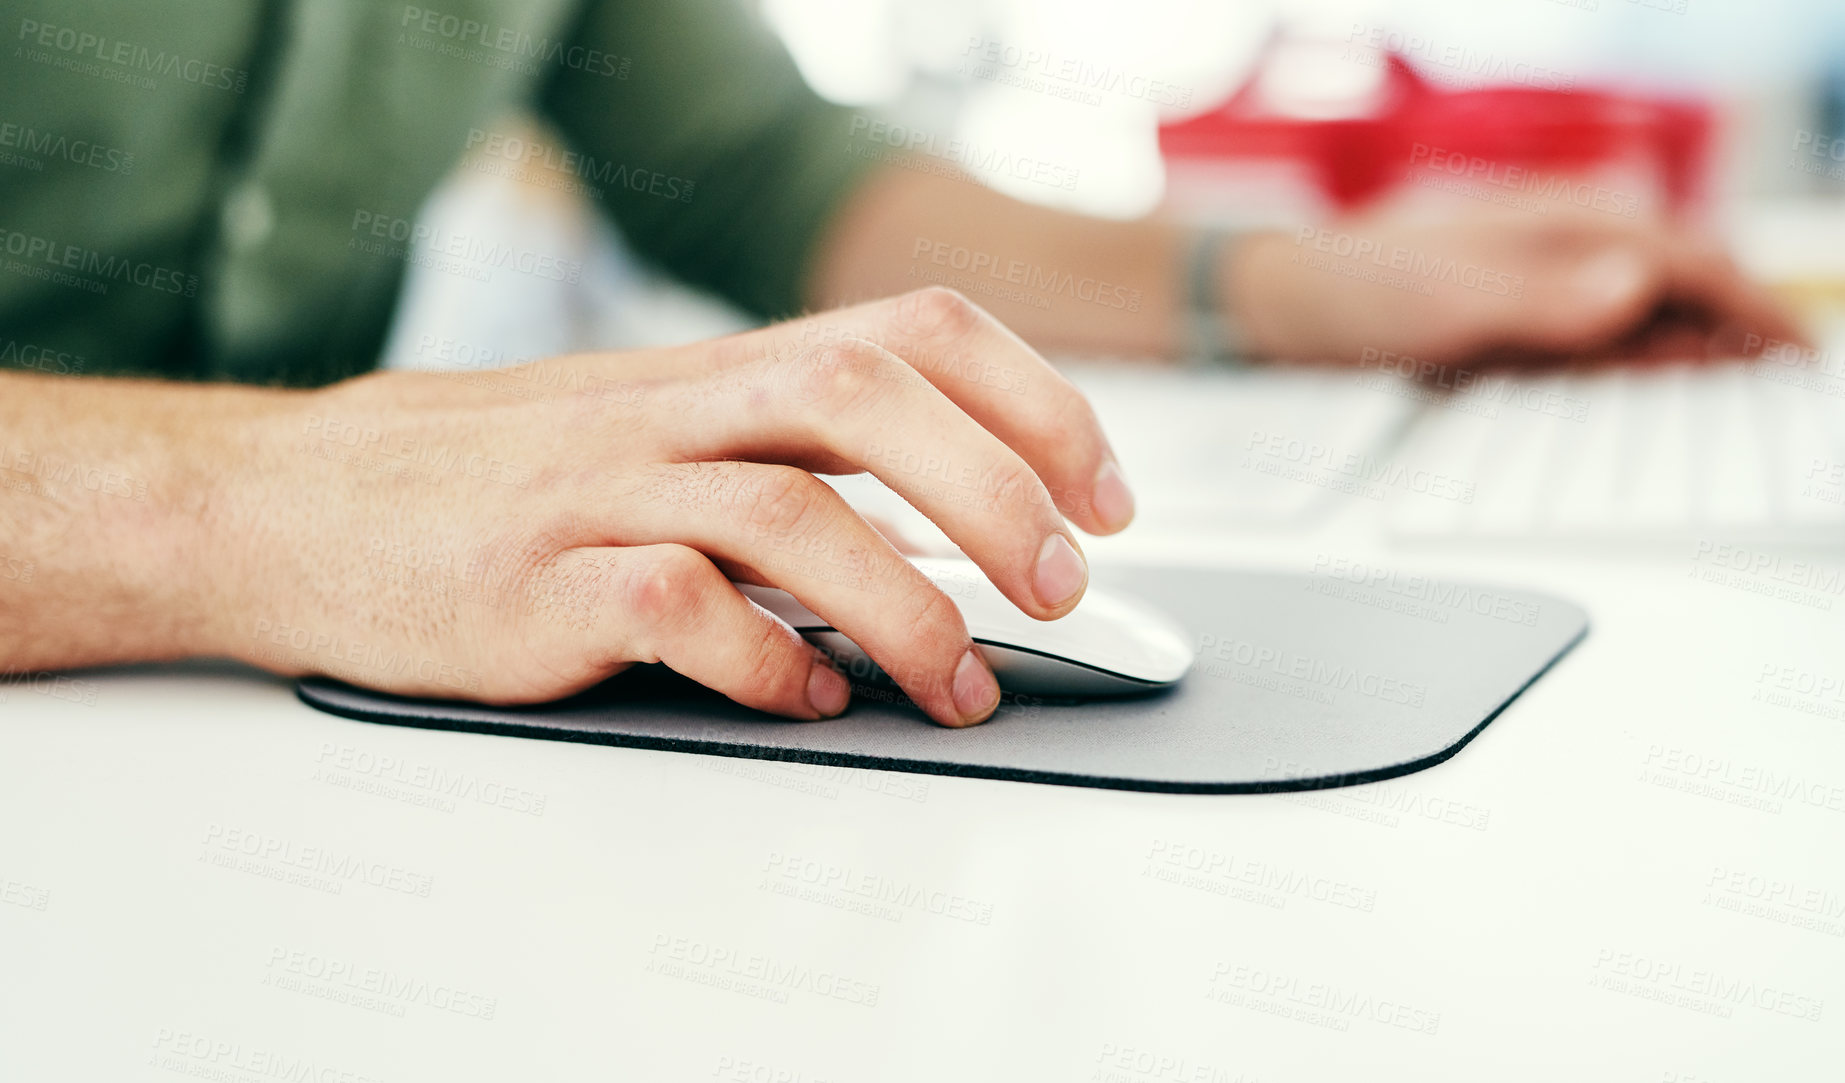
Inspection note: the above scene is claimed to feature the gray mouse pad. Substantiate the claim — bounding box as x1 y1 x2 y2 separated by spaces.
296 566 1586 793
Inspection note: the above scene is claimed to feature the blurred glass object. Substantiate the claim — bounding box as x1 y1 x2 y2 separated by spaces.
758 0 1845 212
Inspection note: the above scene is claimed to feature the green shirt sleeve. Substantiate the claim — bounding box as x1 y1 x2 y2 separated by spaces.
538 0 878 321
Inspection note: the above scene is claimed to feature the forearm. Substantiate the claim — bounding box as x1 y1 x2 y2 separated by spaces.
807 165 1194 358
0 371 283 671
811 166 1812 372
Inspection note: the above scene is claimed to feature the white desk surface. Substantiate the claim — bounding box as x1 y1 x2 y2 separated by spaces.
4 368 1843 1082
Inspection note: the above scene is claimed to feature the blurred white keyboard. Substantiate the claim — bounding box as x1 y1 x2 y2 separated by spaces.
1065 363 1419 528
823 363 1417 546
842 355 1845 546
1381 359 1845 543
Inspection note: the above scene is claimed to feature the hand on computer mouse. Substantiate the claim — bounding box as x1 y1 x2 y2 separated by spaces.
195 288 1133 727
1226 208 1807 369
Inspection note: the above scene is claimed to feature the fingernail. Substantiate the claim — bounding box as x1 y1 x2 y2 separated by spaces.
953 648 1001 724
807 659 850 718
1091 460 1135 532
1033 532 1088 609
1576 249 1648 302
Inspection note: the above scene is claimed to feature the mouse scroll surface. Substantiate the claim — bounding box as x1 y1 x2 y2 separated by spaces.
297 565 1590 794
736 557 1197 698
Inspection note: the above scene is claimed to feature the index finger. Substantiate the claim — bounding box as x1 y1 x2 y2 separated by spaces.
1557 219 1811 357
1653 233 1811 356
679 288 1136 536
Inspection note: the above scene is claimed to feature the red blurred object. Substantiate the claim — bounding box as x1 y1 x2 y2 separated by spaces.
1159 50 1713 212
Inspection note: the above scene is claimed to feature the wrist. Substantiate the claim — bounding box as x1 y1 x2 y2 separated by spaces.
155 382 300 663
1219 230 1295 360
1179 226 1295 366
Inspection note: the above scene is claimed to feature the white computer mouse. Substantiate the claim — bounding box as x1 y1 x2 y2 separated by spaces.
736 557 1194 698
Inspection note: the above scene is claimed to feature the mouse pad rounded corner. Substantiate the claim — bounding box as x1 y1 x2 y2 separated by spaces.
295 566 1588 794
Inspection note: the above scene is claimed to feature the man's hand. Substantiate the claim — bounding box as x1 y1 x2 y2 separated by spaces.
188 289 1133 727
1227 210 1806 368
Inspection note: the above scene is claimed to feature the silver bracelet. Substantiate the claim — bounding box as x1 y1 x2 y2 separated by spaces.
1182 225 1249 368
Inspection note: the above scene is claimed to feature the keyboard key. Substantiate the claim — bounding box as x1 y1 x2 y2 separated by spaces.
1385 359 1845 544
1619 364 1697 532
1692 363 1774 529
1545 373 1629 533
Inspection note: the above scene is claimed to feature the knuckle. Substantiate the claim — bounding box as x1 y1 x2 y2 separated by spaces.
732 616 803 704
743 466 826 541
1023 381 1096 447
791 340 896 411
1024 396 1106 512
907 582 966 643
619 546 712 632
885 585 965 693
980 458 1049 515
890 286 984 344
